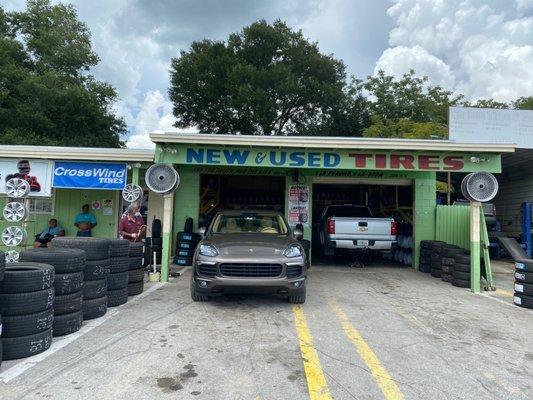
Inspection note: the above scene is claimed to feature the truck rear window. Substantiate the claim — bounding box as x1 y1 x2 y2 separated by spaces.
325 206 372 218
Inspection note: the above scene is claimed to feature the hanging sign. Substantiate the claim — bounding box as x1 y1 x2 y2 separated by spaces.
288 185 309 226
53 161 127 190
0 159 53 197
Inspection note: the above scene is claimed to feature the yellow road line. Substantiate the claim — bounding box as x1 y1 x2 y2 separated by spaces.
292 305 333 400
327 297 404 400
494 288 514 298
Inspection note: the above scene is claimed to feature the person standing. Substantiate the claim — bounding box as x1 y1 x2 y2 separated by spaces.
119 207 145 242
74 204 97 237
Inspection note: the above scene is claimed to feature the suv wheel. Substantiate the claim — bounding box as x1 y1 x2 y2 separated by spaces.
190 285 210 302
288 291 306 304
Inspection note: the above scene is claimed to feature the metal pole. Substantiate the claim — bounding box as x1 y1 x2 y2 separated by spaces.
470 202 481 293
447 172 451 205
160 193 174 282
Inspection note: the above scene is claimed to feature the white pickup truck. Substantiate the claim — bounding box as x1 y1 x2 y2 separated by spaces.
318 205 397 256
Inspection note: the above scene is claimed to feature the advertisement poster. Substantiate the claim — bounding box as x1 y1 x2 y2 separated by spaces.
53 161 127 190
288 185 309 225
102 198 113 216
0 159 53 197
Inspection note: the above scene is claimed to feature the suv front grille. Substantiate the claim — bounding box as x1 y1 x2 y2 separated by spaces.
286 264 303 278
198 264 217 277
219 263 282 278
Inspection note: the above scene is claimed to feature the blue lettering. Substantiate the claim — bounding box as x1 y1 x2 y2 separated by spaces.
186 148 204 163
207 149 220 164
270 151 287 166
324 153 340 168
308 153 321 167
223 149 249 165
289 152 305 167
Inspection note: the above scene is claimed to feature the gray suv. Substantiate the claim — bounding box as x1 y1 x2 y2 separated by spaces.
190 210 307 303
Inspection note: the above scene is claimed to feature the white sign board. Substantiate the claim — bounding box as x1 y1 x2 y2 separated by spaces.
0 159 54 197
449 107 533 148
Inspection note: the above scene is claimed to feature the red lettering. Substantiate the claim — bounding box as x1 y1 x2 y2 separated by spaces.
390 155 415 169
375 154 387 169
443 156 464 171
349 153 372 168
418 155 440 170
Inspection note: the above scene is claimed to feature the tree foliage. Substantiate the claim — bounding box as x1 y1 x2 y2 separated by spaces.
0 0 125 147
169 20 347 135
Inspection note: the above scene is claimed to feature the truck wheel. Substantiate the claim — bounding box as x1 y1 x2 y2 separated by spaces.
190 285 209 302
288 291 306 304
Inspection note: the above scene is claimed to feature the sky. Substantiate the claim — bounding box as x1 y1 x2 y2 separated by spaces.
2 0 532 148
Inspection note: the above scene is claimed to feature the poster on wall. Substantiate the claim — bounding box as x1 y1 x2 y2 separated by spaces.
0 159 53 197
288 185 309 226
53 161 127 190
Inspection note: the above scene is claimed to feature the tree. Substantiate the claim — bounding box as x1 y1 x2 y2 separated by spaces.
513 96 533 110
362 116 447 139
0 0 125 147
169 20 348 135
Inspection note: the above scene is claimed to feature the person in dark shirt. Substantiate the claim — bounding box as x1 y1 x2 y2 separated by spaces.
119 207 145 242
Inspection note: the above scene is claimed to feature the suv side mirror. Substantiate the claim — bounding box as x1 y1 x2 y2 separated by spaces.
198 227 206 237
293 228 303 241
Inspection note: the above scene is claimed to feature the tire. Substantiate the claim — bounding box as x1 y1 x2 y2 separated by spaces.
1 329 52 360
288 292 306 304
441 257 455 266
0 288 54 316
177 232 198 243
51 237 110 261
419 256 431 265
19 248 85 273
454 262 470 273
145 237 162 246
441 273 452 283
129 242 144 257
513 293 533 309
109 256 129 273
107 287 128 307
128 268 144 283
1 308 54 337
184 217 193 234
107 271 129 290
190 284 209 301
443 246 465 258
84 259 111 281
0 263 54 293
83 279 107 300
515 259 533 272
82 296 107 320
0 250 5 281
175 256 192 266
177 241 195 250
152 219 162 238
54 271 84 295
452 278 471 288
175 248 194 258
514 270 533 284
54 291 83 315
128 256 143 270
441 264 453 274
453 270 471 281
455 253 470 264
109 239 130 257
430 268 442 278
514 282 533 296
128 281 144 296
53 310 83 337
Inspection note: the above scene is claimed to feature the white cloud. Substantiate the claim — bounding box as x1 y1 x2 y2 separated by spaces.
376 0 533 102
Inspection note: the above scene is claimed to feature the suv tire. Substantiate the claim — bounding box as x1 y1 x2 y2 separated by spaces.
190 284 209 302
288 291 306 304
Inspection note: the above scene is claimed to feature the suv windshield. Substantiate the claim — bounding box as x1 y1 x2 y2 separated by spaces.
211 213 288 234
325 205 372 218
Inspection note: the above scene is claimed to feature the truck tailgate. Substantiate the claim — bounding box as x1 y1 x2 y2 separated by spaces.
331 218 394 240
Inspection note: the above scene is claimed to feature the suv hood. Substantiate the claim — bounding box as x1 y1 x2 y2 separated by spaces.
204 233 296 258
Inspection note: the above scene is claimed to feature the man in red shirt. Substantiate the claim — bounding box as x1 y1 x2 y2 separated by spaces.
119 207 146 242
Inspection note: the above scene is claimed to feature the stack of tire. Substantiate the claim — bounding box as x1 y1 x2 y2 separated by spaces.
19 249 86 337
145 218 162 267
0 263 54 361
514 260 533 309
52 237 111 321
174 218 199 266
129 242 145 296
452 253 472 288
107 239 130 307
440 245 466 283
419 240 442 273
0 251 4 365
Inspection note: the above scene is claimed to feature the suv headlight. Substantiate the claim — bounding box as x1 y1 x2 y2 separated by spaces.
284 244 303 258
199 243 218 257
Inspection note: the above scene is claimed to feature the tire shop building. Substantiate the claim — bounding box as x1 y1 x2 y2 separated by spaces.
0 146 154 256
149 133 514 281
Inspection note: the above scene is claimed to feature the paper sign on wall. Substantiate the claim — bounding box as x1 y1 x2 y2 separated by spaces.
288 185 309 225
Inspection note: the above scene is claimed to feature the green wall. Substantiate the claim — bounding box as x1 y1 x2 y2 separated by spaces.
413 172 437 270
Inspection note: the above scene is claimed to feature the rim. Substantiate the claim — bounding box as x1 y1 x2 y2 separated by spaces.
5 250 19 263
3 202 28 222
122 184 142 202
5 178 30 198
2 226 27 246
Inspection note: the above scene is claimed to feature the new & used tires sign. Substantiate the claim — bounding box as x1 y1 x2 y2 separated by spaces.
53 162 127 190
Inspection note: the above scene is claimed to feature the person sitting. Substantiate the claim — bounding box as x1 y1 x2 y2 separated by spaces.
119 207 146 242
74 204 97 237
34 218 64 248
